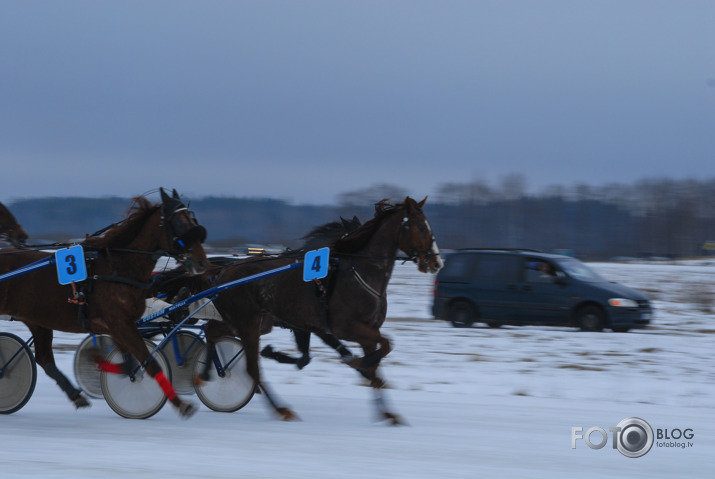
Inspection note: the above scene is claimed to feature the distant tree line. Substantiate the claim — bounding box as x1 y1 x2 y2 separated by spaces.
6 176 715 260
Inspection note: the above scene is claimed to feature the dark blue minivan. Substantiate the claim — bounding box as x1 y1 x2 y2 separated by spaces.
432 249 652 332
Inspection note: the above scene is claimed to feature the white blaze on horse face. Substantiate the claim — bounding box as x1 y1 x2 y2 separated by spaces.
425 219 444 272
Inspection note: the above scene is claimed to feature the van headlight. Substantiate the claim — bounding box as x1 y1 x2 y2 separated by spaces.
608 298 638 308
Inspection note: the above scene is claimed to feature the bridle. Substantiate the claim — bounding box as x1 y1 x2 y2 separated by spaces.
398 207 439 265
160 205 207 270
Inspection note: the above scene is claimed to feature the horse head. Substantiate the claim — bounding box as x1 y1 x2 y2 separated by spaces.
398 197 443 274
0 202 29 247
159 188 209 275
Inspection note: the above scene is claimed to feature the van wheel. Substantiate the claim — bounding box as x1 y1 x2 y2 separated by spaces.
612 326 630 333
577 306 604 332
448 301 476 328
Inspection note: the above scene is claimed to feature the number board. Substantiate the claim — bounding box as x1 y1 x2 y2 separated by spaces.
303 247 330 282
55 245 88 285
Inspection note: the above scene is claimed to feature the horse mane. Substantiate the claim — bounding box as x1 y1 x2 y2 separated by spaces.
83 196 160 249
333 199 401 253
299 221 347 251
0 202 17 222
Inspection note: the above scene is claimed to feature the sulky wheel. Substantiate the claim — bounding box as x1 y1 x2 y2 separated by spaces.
73 334 115 399
0 332 37 414
193 337 256 412
160 330 204 396
100 338 172 419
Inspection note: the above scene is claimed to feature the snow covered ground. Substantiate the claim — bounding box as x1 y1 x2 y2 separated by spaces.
1 260 714 478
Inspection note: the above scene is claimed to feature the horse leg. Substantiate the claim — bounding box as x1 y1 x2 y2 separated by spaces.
27 324 90 409
313 330 354 364
99 325 196 419
240 323 299 420
336 324 403 425
144 357 196 418
359 339 404 426
203 318 298 421
260 329 312 370
293 329 311 369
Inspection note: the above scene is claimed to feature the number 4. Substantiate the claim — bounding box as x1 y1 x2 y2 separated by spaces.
303 248 329 281
311 256 321 273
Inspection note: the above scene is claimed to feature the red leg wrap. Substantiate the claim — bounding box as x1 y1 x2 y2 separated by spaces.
96 360 124 374
155 371 178 402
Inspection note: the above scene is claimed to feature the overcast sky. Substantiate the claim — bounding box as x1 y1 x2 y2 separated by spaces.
1 1 713 205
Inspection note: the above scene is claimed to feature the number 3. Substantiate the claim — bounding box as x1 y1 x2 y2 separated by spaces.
66 254 77 275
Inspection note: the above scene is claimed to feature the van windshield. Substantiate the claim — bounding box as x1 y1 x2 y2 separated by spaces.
556 258 607 282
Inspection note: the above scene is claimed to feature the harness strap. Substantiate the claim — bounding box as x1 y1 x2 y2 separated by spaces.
92 274 153 290
351 267 383 299
68 281 92 332
313 278 331 333
104 248 167 261
311 265 354 363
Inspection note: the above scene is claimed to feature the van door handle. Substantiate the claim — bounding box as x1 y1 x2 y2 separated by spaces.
507 284 517 290
523 285 533 291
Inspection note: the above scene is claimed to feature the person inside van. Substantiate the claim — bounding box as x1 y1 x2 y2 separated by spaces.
525 260 556 283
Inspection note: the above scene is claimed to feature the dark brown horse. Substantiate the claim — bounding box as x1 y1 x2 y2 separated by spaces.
195 197 442 424
0 202 28 248
0 189 209 418
260 215 361 368
153 215 363 369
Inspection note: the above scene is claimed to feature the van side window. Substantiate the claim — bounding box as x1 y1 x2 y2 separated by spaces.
474 255 519 281
439 254 475 280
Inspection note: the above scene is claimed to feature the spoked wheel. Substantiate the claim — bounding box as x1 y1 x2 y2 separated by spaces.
0 333 37 414
160 331 204 396
73 334 115 399
193 337 256 412
100 338 171 419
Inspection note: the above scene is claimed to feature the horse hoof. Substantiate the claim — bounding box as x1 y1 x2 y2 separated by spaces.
296 355 311 370
178 401 197 420
383 412 406 426
73 395 91 409
276 407 300 421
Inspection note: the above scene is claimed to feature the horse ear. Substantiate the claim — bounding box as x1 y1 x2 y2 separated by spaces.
418 196 427 208
341 216 361 231
172 189 180 200
160 188 170 203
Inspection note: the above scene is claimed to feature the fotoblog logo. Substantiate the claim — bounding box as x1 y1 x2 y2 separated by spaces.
572 417 654 458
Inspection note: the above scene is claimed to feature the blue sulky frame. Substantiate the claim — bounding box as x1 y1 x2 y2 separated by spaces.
139 261 304 362
0 249 323 416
